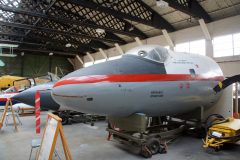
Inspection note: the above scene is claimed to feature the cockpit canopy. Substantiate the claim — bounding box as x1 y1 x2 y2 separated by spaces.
3 86 18 93
125 45 169 63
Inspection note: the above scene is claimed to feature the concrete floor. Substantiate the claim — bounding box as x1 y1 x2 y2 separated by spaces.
0 112 240 160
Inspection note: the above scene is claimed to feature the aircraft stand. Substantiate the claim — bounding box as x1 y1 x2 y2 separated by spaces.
107 114 186 158
53 110 106 125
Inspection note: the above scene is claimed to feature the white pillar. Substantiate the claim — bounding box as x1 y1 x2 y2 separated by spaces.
86 52 95 63
76 55 84 65
135 37 143 46
114 43 124 55
99 48 108 60
199 19 211 40
162 29 174 50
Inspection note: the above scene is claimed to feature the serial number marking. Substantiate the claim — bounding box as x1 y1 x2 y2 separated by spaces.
150 90 164 98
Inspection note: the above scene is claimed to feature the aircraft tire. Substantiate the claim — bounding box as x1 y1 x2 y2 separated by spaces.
146 138 160 155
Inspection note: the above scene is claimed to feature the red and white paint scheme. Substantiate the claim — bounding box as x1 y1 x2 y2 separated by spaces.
52 45 224 117
0 87 19 106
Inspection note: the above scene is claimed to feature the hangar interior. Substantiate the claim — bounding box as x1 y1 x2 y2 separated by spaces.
0 0 240 160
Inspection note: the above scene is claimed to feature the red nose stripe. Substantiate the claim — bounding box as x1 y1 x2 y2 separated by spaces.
53 74 224 88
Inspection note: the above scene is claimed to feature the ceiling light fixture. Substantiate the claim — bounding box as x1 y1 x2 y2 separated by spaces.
96 28 105 34
129 26 134 31
65 43 71 48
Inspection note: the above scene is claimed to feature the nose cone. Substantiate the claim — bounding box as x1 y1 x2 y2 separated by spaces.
13 82 60 111
13 91 34 106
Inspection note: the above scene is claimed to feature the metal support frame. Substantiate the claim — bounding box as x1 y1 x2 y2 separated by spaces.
235 83 239 115
0 39 43 47
86 52 95 63
0 21 125 44
0 38 88 55
0 5 147 39
20 53 24 76
15 48 76 57
199 19 211 40
135 37 143 46
23 0 57 38
114 43 124 55
67 58 74 66
162 29 174 50
49 55 53 72
164 0 212 22
0 5 114 52
76 55 84 65
99 48 108 60
0 32 96 52
64 0 175 31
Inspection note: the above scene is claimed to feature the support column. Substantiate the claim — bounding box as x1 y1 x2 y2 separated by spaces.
199 19 213 57
20 53 24 76
99 48 108 60
135 37 143 46
114 43 124 55
49 55 52 72
162 29 174 50
67 58 75 70
86 52 95 63
235 83 239 118
206 40 214 58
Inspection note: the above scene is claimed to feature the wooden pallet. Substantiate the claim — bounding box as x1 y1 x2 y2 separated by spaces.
18 107 35 116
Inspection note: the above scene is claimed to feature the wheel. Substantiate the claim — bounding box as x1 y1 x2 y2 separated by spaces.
146 138 160 155
61 116 69 125
59 111 70 125
205 147 218 154
159 143 167 154
140 146 152 158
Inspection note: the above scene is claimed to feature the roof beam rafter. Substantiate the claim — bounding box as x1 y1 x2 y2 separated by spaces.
0 38 88 54
23 0 57 38
50 4 126 44
64 0 175 31
0 21 125 44
0 5 147 39
15 48 76 57
163 0 212 22
0 31 95 52
0 40 77 56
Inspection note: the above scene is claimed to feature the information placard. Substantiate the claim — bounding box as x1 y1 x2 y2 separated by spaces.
36 113 72 160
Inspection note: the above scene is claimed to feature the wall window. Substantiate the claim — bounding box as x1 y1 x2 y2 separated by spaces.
233 33 240 55
189 39 205 55
164 46 170 50
175 39 206 55
175 42 189 53
213 33 240 57
213 35 233 57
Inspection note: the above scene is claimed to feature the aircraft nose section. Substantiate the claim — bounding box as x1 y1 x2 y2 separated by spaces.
13 89 60 111
12 91 33 105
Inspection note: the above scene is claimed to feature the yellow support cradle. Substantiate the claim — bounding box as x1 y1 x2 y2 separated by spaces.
203 117 240 151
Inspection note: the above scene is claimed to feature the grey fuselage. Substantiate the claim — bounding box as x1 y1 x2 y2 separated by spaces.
52 45 224 117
